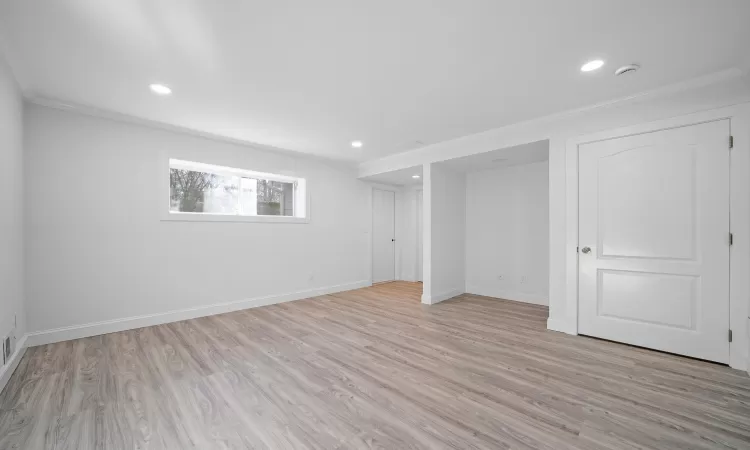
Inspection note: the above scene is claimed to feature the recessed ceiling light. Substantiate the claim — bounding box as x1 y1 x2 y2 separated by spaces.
351 141 363 148
149 83 172 95
581 59 604 72
412 175 420 179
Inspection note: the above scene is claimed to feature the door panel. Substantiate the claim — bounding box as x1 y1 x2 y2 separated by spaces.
372 189 395 283
597 144 696 259
578 120 730 363
597 270 697 329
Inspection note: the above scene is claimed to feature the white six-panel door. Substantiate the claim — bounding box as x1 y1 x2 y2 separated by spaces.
372 189 396 284
578 120 731 363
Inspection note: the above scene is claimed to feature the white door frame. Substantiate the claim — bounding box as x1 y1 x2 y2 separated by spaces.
565 103 750 370
416 189 423 282
370 185 398 284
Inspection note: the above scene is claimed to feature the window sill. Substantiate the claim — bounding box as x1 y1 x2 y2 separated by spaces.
161 212 310 224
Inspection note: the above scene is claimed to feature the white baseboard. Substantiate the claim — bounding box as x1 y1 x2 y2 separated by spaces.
0 334 28 395
465 286 549 306
547 317 577 335
422 288 464 305
25 280 371 347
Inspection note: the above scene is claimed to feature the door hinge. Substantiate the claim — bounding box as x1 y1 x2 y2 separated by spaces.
729 135 734 149
729 233 734 246
729 329 733 343
576 246 579 253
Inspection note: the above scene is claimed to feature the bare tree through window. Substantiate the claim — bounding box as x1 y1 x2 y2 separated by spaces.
255 179 292 215
170 169 238 213
170 166 294 216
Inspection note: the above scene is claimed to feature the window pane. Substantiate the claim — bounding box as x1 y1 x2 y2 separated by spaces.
167 159 304 220
239 177 258 216
170 168 239 214
250 178 295 216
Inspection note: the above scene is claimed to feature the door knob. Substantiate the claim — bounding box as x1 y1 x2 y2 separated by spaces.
581 246 591 254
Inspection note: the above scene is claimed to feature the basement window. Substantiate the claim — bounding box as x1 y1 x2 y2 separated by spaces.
164 159 308 223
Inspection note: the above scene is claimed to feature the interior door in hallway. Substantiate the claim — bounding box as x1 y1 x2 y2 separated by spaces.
372 189 395 283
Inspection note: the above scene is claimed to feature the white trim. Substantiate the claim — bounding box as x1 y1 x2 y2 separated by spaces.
421 164 433 302
162 212 311 224
422 288 463 305
729 107 750 372
564 103 750 370
546 317 577 335
465 288 548 306
24 280 370 347
365 182 402 192
564 130 580 334
0 335 27 395
159 153 311 224
27 95 357 170
415 188 424 283
170 158 300 184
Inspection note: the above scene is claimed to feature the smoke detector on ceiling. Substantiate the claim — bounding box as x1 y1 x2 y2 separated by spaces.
615 64 640 76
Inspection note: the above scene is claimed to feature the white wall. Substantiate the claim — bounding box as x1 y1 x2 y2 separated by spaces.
465 161 549 305
23 104 371 339
359 71 750 329
0 54 24 344
424 163 465 303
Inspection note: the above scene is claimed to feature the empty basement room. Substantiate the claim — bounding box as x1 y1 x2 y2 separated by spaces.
2 2 750 450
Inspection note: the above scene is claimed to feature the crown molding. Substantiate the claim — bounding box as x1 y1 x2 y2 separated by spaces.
24 94 359 171
536 67 746 123
20 67 749 178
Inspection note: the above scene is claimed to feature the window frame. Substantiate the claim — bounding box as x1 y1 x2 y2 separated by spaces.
161 158 310 223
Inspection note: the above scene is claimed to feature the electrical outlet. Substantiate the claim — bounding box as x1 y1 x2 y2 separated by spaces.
497 275 504 280
520 275 527 284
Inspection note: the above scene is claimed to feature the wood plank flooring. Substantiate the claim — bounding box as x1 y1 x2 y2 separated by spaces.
1 281 749 449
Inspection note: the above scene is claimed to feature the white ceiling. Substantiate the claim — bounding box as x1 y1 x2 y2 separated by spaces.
440 140 549 173
362 166 423 187
1 1 749 162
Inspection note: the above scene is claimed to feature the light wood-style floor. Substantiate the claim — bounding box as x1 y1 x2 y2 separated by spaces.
1 282 749 449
